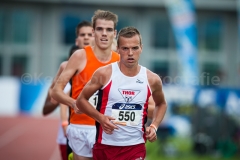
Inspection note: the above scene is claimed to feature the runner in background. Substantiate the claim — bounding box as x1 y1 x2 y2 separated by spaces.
42 20 94 160
51 10 119 160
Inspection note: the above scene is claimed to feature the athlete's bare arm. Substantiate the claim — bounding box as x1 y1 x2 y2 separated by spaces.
60 90 70 136
146 70 167 142
42 91 59 115
42 61 67 115
76 65 118 134
49 61 68 104
52 49 86 109
147 96 155 119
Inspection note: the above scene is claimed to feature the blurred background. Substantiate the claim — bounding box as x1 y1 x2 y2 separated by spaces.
0 0 240 159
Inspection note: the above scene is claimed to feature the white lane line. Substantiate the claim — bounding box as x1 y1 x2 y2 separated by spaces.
0 125 26 149
49 145 60 160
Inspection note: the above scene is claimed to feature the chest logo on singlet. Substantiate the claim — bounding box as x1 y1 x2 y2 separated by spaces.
118 89 140 102
136 79 143 84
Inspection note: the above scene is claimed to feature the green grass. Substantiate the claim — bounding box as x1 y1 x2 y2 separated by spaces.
146 137 239 160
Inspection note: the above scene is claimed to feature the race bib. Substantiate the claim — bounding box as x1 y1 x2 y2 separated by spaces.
88 91 98 109
111 103 142 126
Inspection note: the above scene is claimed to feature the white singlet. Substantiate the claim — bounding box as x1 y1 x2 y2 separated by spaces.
96 62 152 146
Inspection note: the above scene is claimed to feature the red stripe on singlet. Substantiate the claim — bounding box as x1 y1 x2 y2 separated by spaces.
142 86 151 142
97 81 112 143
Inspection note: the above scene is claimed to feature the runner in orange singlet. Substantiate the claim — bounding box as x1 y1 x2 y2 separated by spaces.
51 10 119 160
70 45 119 125
42 21 94 160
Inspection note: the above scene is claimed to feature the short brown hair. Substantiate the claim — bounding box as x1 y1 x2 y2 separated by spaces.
91 10 118 30
75 21 92 36
117 26 142 46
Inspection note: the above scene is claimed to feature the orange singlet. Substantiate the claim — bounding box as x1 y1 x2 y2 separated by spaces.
70 46 120 125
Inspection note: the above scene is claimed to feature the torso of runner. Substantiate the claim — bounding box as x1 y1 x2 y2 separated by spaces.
96 62 152 146
70 46 120 125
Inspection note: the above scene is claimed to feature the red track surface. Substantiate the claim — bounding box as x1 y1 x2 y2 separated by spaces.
0 115 61 160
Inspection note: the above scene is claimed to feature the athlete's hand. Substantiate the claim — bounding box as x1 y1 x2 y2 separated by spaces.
99 115 118 134
72 101 82 114
146 126 157 142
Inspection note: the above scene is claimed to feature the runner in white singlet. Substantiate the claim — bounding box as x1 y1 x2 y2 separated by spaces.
76 26 167 160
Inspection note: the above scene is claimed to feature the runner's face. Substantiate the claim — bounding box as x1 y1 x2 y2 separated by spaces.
75 26 94 48
93 19 116 50
117 35 142 68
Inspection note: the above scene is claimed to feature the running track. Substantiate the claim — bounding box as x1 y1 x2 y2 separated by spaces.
0 115 61 160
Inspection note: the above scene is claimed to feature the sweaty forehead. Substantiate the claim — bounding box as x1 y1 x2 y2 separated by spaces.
95 19 114 29
118 35 141 47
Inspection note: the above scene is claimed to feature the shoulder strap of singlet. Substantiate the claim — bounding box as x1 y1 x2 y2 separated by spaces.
111 51 120 60
111 62 120 76
84 46 95 61
139 65 146 75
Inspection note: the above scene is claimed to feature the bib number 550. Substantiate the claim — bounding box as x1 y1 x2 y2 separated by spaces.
118 111 135 121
